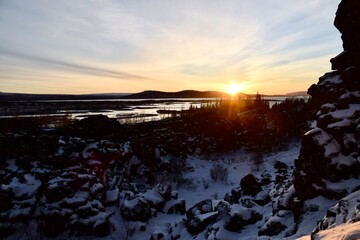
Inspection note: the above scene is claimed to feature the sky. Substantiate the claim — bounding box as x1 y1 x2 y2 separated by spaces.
0 0 342 95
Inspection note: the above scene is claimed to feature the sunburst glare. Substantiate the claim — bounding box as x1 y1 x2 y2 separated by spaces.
226 83 245 96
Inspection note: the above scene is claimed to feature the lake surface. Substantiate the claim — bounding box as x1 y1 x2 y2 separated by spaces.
61 96 309 123
2 96 309 123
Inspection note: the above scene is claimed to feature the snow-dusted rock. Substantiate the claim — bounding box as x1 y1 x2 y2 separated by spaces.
105 188 119 206
164 199 186 215
184 199 218 234
258 210 295 237
45 179 74 203
294 0 360 203
254 189 271 206
150 231 165 240
69 211 110 236
0 187 14 211
313 190 360 237
121 197 152 222
224 187 241 204
224 204 262 232
142 189 165 211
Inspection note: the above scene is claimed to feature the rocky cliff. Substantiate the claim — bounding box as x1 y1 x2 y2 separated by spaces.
294 0 360 205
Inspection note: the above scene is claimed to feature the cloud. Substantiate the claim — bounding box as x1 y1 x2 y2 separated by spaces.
0 48 150 81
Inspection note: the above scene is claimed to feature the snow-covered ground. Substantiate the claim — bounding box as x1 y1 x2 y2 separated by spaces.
1 140 347 240
120 141 336 240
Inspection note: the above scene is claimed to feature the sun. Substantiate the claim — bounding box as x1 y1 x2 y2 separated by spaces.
226 83 244 96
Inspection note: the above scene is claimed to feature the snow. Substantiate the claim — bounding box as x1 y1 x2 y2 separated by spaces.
328 118 353 129
313 221 360 240
91 183 104 194
141 189 164 206
329 104 360 119
5 159 18 172
3 139 348 240
62 191 89 207
319 74 342 86
229 205 252 220
106 188 119 203
331 153 357 166
198 211 218 221
6 174 41 199
127 141 303 240
123 197 142 209
81 211 109 227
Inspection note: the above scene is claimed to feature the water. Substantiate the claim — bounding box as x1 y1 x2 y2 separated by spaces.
2 96 309 123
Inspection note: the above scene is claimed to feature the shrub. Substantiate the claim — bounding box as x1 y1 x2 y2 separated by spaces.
210 164 228 183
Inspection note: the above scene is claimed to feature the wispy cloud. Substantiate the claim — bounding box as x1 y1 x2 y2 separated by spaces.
0 48 150 81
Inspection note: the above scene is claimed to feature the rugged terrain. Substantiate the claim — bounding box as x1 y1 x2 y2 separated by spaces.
1 0 360 239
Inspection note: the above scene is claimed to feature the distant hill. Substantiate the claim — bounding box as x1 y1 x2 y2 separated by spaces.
0 90 232 101
121 90 232 99
285 91 308 97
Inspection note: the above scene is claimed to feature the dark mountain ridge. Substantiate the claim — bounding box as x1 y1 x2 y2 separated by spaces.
121 90 231 99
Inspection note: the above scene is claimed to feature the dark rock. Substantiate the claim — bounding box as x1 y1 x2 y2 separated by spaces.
165 199 186 215
254 189 271 206
334 0 360 51
225 207 262 232
274 160 288 170
330 51 360 71
184 199 217 235
0 188 14 211
68 115 123 138
214 201 230 217
275 174 286 184
224 187 241 204
240 198 256 208
8 207 34 222
121 197 152 222
240 174 262 196
150 231 165 240
155 184 172 201
0 223 16 238
45 181 75 203
142 189 165 211
69 212 110 237
306 203 320 212
39 212 69 236
313 191 360 236
258 221 286 237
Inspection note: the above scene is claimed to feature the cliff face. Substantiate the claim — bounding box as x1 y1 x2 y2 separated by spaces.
293 0 360 201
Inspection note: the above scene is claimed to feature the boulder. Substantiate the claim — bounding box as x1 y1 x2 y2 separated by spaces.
0 187 14 211
224 205 262 232
69 211 110 236
0 223 16 238
240 174 262 196
121 197 152 222
258 221 286 237
164 199 186 215
142 189 165 211
313 190 360 235
258 210 295 237
45 181 75 203
334 0 360 51
184 199 218 235
254 189 271 206
150 231 165 240
274 160 288 172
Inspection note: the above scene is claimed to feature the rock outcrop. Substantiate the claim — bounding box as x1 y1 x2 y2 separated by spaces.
312 190 360 239
294 0 360 201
